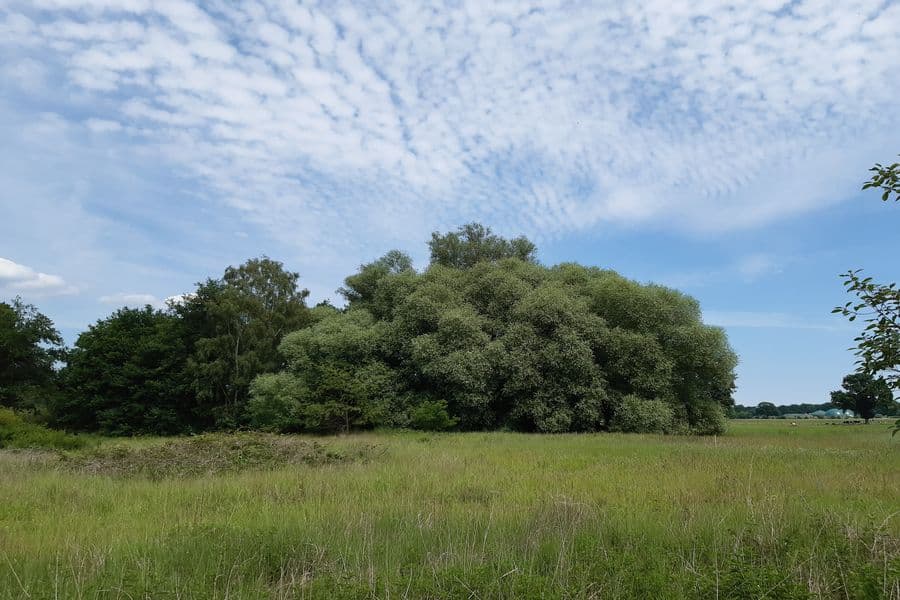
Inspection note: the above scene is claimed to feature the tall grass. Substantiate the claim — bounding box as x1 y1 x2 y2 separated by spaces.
0 421 897 598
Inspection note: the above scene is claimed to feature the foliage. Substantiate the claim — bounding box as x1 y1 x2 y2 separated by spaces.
861 155 899 202
11 232 737 437
260 228 737 435
408 399 457 431
608 395 674 433
175 257 312 428
251 310 399 433
833 270 899 390
832 157 899 397
54 306 194 435
0 297 64 412
754 401 780 418
246 373 305 432
0 407 95 450
47 257 312 435
829 372 894 423
729 404 754 418
428 222 537 269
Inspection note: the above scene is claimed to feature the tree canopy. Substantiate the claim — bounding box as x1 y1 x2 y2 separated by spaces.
0 297 64 412
175 257 312 427
428 223 537 269
54 306 193 435
54 257 312 433
7 229 739 437
252 229 737 435
829 373 895 424
754 402 779 418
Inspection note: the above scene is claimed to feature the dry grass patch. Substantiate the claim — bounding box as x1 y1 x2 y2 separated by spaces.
58 433 381 479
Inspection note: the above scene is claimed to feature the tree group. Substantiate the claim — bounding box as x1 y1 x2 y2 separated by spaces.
1 224 739 436
250 224 737 434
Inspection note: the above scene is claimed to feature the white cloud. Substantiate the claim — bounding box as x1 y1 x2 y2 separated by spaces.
1 0 898 259
98 292 160 307
0 257 77 296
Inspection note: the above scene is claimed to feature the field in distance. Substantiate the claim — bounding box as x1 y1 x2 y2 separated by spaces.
1 421 898 599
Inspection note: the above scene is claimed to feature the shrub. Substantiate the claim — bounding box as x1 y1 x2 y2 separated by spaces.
409 399 457 431
690 402 728 435
609 396 674 433
0 408 96 451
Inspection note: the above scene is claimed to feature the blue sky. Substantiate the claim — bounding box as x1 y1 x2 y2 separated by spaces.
1 0 898 407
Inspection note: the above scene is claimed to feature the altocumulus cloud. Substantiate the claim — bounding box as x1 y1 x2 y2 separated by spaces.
2 0 899 257
0 258 77 296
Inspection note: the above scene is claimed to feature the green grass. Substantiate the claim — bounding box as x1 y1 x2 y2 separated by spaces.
0 421 898 598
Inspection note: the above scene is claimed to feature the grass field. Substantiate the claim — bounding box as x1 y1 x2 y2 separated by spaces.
1 421 898 599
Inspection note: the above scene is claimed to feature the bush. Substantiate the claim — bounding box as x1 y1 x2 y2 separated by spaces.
0 408 96 451
690 402 728 435
609 396 674 433
409 400 457 431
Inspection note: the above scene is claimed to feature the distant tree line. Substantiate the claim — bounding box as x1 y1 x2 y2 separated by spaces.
731 389 898 420
1 224 739 436
729 403 832 419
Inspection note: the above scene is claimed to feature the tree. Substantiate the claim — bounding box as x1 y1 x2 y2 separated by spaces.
754 402 779 418
835 155 900 435
0 298 64 412
829 373 894 424
250 310 398 433
833 272 899 390
428 222 537 269
177 257 312 428
55 306 193 435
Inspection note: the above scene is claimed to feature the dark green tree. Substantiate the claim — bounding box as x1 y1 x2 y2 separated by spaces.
829 373 894 424
177 257 312 427
0 297 64 412
754 402 779 418
55 306 193 435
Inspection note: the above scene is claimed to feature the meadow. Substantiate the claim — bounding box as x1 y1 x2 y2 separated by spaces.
0 421 898 599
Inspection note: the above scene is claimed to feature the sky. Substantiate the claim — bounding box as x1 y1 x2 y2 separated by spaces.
1 0 898 407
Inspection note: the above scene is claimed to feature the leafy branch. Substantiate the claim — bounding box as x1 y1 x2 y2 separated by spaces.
861 156 900 202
